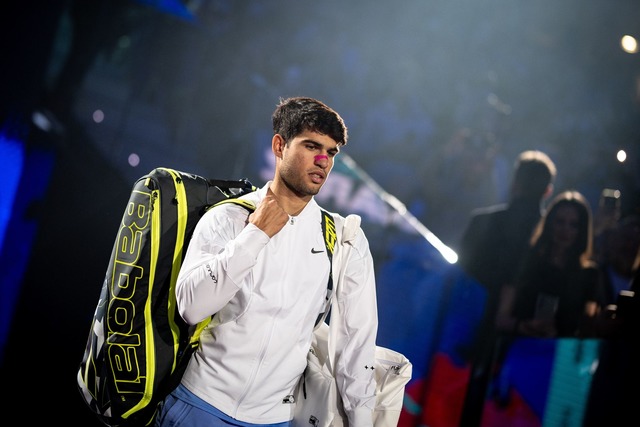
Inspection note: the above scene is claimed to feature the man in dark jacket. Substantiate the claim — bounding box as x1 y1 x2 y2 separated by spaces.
456 150 557 427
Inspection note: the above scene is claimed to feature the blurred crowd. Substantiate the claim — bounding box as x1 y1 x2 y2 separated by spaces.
454 149 639 427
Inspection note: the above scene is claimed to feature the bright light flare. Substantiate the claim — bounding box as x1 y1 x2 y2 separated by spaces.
616 150 627 163
621 35 638 54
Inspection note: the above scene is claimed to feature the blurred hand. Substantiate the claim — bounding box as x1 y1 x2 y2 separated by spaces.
519 318 557 338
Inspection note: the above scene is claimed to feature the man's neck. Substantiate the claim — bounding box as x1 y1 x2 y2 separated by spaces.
268 181 310 216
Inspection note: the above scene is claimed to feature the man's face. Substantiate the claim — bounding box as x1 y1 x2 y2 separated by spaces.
277 130 339 197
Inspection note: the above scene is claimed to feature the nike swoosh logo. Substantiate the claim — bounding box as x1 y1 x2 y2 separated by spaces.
311 248 324 254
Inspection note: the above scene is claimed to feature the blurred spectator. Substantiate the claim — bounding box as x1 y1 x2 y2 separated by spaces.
593 188 622 265
456 150 556 427
496 190 600 338
619 244 640 334
592 215 640 339
596 214 640 306
583 234 639 427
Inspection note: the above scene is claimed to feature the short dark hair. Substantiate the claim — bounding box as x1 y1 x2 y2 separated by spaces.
512 150 557 200
272 97 348 146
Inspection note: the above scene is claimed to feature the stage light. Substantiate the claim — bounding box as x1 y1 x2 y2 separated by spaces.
616 149 627 163
620 35 638 54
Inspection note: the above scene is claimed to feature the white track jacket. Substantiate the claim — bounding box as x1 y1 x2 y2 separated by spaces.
176 183 379 426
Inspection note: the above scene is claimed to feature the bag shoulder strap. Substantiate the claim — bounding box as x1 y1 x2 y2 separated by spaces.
315 212 362 330
314 209 337 328
213 198 256 212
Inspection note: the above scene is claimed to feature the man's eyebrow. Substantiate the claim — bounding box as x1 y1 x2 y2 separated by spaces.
301 138 322 146
302 139 339 152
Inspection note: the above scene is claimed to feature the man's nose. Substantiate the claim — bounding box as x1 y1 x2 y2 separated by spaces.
314 154 329 167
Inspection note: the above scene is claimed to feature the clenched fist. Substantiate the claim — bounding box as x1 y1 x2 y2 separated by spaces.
248 189 289 237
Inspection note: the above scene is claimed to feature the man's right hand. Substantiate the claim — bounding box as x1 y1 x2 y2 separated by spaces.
248 190 288 237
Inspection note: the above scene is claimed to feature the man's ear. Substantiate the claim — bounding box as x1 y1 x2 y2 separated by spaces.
272 134 285 158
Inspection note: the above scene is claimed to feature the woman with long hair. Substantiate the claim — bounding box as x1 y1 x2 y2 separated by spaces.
496 190 600 337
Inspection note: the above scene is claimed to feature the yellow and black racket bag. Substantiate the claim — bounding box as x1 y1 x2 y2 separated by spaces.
77 167 255 427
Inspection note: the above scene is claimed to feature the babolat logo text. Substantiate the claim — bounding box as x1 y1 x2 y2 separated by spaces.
107 189 152 395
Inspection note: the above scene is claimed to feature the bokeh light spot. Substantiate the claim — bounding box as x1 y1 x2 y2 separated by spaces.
128 153 140 167
92 109 104 123
621 35 638 54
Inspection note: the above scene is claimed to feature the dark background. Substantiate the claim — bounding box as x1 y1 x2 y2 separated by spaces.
1 1 639 426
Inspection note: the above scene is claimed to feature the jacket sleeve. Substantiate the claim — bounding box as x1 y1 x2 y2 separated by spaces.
334 227 378 427
175 204 269 325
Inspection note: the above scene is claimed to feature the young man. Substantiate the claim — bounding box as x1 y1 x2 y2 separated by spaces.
155 97 378 426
